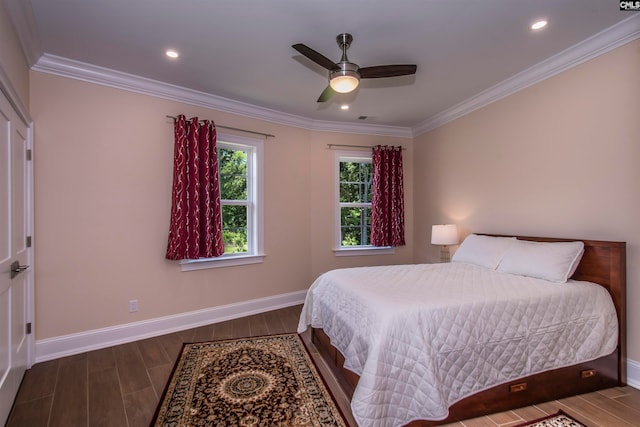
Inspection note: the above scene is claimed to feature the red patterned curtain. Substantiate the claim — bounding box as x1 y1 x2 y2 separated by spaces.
371 145 405 247
166 115 225 260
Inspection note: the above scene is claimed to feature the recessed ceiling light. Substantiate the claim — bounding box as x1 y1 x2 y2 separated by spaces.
340 104 349 110
530 20 548 30
165 49 179 59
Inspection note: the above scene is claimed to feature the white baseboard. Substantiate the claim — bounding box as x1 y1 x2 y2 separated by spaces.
627 358 640 390
35 290 307 363
33 291 640 392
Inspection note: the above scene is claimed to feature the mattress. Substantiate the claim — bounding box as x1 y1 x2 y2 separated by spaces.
297 262 618 427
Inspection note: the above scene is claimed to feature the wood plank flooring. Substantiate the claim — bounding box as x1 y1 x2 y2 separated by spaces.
6 305 640 427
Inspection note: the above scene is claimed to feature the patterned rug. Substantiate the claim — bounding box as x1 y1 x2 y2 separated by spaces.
151 333 349 426
514 410 589 427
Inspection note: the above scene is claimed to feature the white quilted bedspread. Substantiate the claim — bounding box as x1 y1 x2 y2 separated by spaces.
297 262 618 427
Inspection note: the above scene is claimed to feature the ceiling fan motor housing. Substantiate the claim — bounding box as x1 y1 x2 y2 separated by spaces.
337 33 353 50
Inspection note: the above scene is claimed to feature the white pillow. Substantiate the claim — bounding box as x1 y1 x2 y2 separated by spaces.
451 234 516 269
497 239 584 283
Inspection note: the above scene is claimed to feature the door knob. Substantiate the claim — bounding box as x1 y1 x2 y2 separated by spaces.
10 261 29 279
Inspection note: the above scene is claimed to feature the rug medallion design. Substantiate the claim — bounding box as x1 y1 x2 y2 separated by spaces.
152 333 348 426
514 410 589 427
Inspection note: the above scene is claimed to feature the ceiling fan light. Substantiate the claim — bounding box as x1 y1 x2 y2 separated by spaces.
330 75 359 93
330 69 360 93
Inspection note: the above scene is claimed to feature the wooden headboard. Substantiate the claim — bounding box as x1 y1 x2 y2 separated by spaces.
489 235 627 384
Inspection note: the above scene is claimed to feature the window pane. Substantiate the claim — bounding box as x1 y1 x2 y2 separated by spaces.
219 148 247 200
340 207 371 246
222 205 247 253
339 161 372 203
340 182 363 203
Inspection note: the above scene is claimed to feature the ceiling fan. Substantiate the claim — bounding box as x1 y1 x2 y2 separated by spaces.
292 33 417 102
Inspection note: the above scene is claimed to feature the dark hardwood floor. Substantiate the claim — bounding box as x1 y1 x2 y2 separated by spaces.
5 305 640 427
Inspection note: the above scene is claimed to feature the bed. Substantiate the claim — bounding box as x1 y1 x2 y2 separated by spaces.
297 235 626 427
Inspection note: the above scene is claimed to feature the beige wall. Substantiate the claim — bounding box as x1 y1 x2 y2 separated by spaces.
414 40 640 363
309 131 414 279
29 72 415 340
0 0 30 107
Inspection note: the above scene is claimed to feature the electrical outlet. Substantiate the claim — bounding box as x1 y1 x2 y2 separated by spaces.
129 299 138 313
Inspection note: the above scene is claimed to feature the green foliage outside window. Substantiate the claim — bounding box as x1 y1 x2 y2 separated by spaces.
339 160 372 246
219 147 249 253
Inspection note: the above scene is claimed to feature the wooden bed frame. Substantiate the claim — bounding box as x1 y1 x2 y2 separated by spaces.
311 236 626 426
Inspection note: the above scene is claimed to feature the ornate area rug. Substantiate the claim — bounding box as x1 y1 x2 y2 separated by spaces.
151 333 349 426
514 410 589 427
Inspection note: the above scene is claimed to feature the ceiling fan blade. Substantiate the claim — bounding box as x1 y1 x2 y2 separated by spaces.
292 43 338 71
359 64 417 79
317 85 335 103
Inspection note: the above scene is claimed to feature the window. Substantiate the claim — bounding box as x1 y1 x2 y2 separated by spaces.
219 143 250 254
334 151 393 256
338 154 373 246
181 133 264 271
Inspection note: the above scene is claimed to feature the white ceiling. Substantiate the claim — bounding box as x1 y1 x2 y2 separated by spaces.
6 0 637 132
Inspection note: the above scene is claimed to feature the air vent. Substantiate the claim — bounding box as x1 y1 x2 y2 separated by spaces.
358 116 368 120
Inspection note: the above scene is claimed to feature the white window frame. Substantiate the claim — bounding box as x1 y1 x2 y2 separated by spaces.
180 133 265 271
333 150 394 256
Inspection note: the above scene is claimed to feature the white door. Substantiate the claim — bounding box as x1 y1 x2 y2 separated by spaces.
0 87 32 426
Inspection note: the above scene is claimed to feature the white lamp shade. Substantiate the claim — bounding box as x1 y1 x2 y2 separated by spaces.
431 224 459 245
329 64 360 93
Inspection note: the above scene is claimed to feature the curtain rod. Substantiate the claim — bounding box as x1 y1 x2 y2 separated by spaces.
327 143 406 150
166 115 275 138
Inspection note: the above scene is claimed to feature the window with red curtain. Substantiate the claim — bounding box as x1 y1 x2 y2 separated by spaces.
166 115 225 260
371 145 405 247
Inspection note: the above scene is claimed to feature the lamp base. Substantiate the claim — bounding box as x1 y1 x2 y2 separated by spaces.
440 245 451 263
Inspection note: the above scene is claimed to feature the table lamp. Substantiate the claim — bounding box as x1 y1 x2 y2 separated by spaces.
431 224 459 263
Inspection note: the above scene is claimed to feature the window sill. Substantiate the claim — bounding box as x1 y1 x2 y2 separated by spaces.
333 246 395 257
179 254 266 271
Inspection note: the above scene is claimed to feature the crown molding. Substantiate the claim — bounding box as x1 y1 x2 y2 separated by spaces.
31 54 413 138
311 119 413 138
17 9 640 139
32 54 310 128
412 14 640 137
